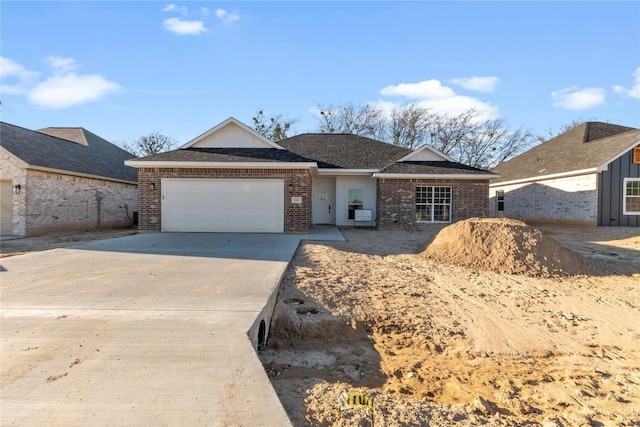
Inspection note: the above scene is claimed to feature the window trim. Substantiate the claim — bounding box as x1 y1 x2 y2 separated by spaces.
415 185 452 223
623 177 640 215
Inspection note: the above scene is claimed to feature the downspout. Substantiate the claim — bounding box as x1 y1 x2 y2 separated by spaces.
96 191 103 229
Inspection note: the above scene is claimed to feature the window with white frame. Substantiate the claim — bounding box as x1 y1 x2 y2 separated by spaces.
623 178 640 215
348 188 363 220
415 186 452 222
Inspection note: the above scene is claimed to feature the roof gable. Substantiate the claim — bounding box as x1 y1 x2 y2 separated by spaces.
181 117 284 150
397 144 454 162
492 122 639 184
1 122 137 183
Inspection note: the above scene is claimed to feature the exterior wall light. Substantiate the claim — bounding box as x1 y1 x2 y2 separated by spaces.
149 183 156 190
12 184 21 194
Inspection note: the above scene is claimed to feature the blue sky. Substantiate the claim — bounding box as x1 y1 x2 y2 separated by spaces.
1 1 639 146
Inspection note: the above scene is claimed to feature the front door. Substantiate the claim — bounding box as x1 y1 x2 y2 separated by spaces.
314 190 332 224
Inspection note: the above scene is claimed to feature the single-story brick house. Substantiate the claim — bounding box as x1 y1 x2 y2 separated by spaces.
489 122 640 226
0 122 138 236
125 117 498 233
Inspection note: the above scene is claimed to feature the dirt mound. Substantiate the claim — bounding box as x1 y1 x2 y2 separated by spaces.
421 218 596 277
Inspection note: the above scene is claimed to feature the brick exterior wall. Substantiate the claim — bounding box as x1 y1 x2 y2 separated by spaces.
377 178 489 230
25 170 137 236
489 173 597 225
137 168 311 233
0 152 138 236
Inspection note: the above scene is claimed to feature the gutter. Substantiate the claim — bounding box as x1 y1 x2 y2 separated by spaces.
372 173 500 180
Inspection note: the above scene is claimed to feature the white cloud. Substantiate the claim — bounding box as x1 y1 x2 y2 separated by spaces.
162 3 188 15
449 76 499 92
0 56 40 94
28 73 120 108
201 7 211 16
551 86 606 110
380 79 456 99
613 67 640 99
45 56 77 73
1 55 119 108
29 74 120 109
163 17 207 35
215 9 240 24
378 79 498 120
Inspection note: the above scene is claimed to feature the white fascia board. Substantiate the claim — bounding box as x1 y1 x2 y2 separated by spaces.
397 145 455 162
317 169 378 176
179 117 285 149
489 168 598 187
596 139 640 172
27 165 138 185
373 173 499 180
125 160 317 170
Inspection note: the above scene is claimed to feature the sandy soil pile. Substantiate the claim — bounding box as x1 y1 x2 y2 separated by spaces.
262 226 640 426
421 218 597 277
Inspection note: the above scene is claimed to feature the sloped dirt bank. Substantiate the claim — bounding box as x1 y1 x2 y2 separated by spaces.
421 218 600 277
261 226 640 426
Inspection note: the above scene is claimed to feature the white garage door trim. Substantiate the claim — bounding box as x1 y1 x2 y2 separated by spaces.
161 179 284 233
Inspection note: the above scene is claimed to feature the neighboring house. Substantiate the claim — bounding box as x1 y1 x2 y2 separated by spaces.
125 117 497 233
489 122 640 226
0 122 138 236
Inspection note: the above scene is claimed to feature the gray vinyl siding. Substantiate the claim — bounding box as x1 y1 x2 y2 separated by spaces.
598 144 640 226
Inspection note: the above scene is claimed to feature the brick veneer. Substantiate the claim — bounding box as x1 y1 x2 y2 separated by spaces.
1 151 137 236
137 168 311 233
377 178 489 229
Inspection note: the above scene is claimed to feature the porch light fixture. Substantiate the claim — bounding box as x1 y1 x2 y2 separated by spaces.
12 184 21 194
149 183 156 191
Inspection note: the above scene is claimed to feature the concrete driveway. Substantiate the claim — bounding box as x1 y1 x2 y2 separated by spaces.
0 231 342 426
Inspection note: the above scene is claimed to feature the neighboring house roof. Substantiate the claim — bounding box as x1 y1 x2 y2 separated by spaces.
131 147 320 164
1 122 138 183
492 122 639 184
278 133 411 169
38 127 90 145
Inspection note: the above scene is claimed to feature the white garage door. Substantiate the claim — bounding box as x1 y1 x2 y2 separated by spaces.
161 179 284 233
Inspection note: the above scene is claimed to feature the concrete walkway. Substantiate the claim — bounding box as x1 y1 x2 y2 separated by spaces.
0 228 344 426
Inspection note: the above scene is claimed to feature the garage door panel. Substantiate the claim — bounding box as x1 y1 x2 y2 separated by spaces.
162 179 284 233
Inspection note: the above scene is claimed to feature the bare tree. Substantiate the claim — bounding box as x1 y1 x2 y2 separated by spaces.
252 109 298 141
316 102 386 140
120 132 177 157
424 111 535 168
314 102 534 169
387 104 434 150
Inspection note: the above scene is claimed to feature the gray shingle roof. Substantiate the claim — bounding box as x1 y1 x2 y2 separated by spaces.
381 161 495 175
277 133 411 169
134 147 319 164
492 122 639 184
1 122 137 183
